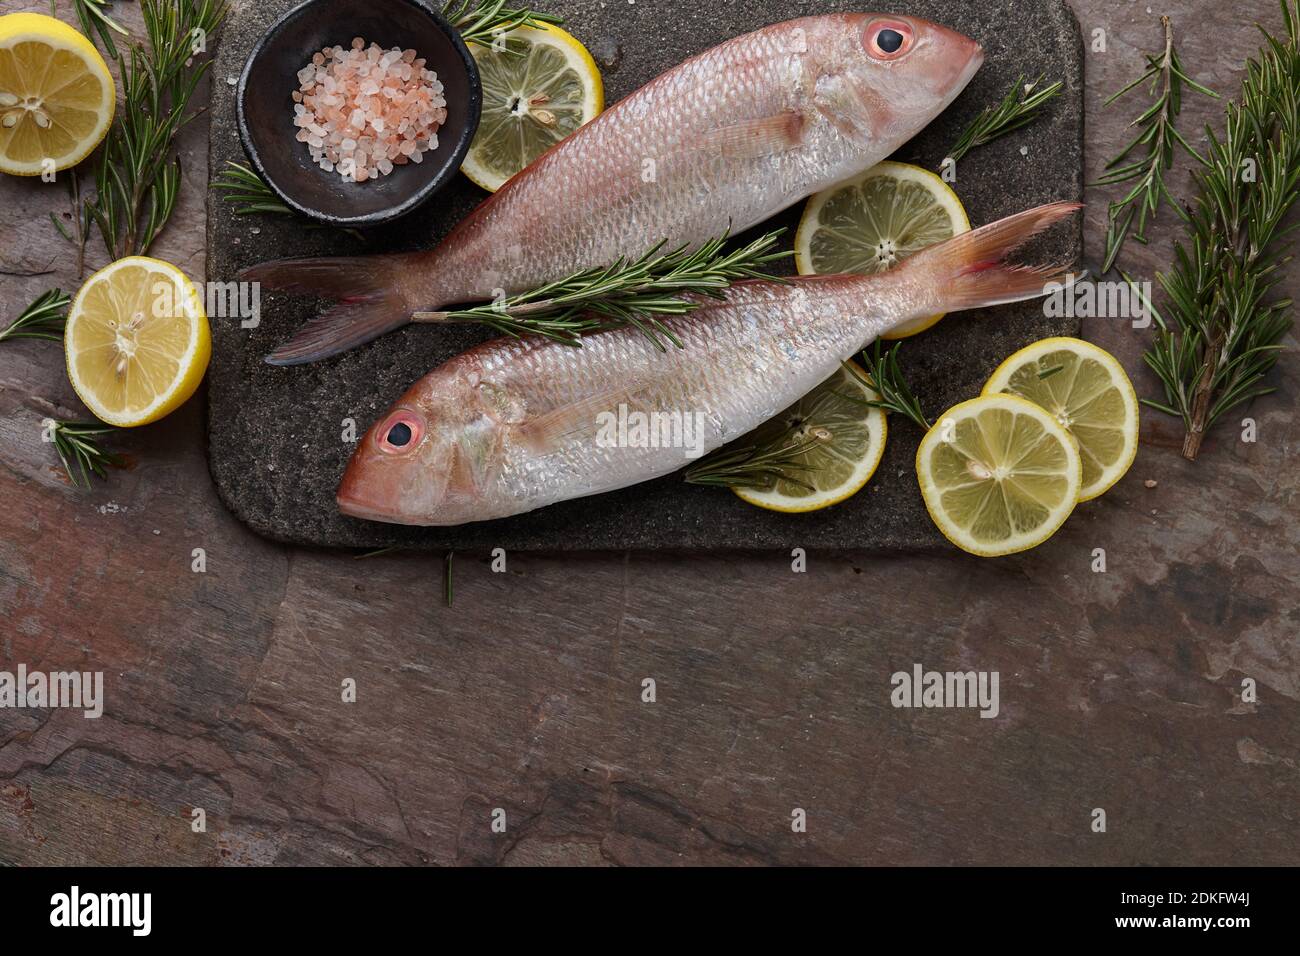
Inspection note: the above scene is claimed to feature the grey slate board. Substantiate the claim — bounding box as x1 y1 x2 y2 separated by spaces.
206 0 1083 551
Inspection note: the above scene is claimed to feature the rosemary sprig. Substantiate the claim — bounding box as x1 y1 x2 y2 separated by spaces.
684 435 821 492
211 161 295 216
414 231 790 349
1095 17 1218 275
45 419 124 487
87 0 228 260
1 289 70 345
945 74 1062 165
1141 0 1300 461
73 0 130 58
49 168 94 277
445 551 454 607
443 0 563 47
859 341 930 430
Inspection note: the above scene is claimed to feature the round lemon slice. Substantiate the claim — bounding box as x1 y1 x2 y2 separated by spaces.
65 257 210 428
731 362 888 513
917 394 1082 556
0 12 115 176
461 24 603 192
983 337 1139 501
794 161 969 339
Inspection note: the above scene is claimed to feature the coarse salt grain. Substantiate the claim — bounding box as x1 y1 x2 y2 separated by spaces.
292 40 448 183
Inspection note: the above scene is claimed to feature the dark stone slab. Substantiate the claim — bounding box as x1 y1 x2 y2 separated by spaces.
206 0 1083 551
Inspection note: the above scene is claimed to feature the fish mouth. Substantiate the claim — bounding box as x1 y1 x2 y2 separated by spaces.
337 490 396 523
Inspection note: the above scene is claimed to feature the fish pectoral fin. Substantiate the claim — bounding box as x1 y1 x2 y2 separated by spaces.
515 386 658 454
692 111 808 160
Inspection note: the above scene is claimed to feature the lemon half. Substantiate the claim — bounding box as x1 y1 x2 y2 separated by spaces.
983 337 1139 501
794 161 969 339
461 24 603 192
65 257 210 428
917 394 1082 556
732 362 888 513
0 12 115 176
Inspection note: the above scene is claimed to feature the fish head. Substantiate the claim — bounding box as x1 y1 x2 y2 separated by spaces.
337 367 512 525
811 14 983 141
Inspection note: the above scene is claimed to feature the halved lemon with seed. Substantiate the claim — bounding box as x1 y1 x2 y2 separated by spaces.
731 362 887 513
461 24 603 192
794 161 969 339
917 394 1082 556
0 12 115 176
982 337 1139 501
65 257 210 428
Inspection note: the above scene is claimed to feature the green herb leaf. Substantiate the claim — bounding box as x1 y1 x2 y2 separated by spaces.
211 161 296 216
1095 17 1218 275
414 231 790 349
1139 0 1300 460
73 0 130 59
858 340 931 431
945 74 1063 165
86 0 229 261
45 419 124 488
443 0 563 47
683 435 820 492
1 289 70 345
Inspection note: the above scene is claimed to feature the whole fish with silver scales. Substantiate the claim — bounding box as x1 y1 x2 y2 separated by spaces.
242 14 1079 527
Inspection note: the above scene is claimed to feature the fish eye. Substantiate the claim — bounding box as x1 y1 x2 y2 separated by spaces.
387 422 412 446
865 20 914 60
377 411 423 454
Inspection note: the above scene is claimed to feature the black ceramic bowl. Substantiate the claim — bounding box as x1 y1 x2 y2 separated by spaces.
237 0 480 227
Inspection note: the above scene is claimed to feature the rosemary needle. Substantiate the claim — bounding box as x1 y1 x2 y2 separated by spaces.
87 0 229 260
858 341 931 431
443 0 563 47
946 74 1063 165
415 231 790 349
1094 16 1217 275
1 290 70 345
1140 0 1300 461
46 420 124 488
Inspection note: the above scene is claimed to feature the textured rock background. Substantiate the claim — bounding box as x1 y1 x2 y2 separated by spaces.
0 1 1297 866
206 0 1083 550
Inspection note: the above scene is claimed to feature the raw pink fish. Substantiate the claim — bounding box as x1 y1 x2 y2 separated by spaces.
336 203 1080 526
243 14 984 364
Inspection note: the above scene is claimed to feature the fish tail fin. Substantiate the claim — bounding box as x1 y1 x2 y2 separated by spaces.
903 201 1082 316
240 253 426 365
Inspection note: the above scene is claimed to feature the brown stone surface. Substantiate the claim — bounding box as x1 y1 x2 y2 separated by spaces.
1 0 1298 865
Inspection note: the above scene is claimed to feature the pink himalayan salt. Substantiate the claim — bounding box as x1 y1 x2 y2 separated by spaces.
292 40 448 183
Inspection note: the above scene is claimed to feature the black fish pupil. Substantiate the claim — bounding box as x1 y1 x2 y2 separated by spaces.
387 422 413 447
877 29 904 53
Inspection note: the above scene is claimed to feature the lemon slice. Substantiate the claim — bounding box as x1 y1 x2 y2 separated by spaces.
794 161 969 339
0 12 115 176
982 337 1139 501
731 362 887 513
461 24 603 192
65 257 210 428
917 394 1081 556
